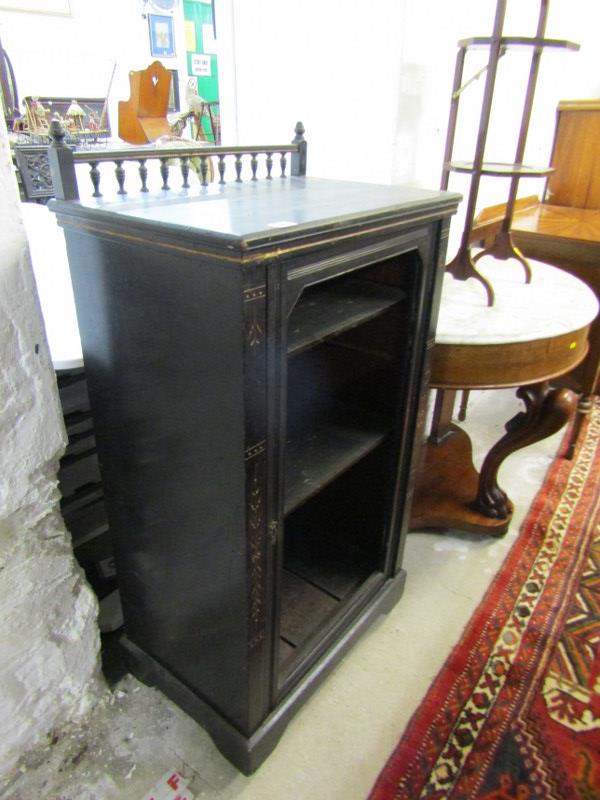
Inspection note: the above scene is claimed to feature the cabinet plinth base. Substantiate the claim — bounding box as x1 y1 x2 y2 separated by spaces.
410 425 512 537
120 568 407 774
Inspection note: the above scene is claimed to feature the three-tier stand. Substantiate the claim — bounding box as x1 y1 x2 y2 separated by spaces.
421 0 584 532
441 0 579 305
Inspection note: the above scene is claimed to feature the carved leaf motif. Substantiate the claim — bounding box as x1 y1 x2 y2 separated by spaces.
248 469 264 627
25 153 53 191
247 315 264 347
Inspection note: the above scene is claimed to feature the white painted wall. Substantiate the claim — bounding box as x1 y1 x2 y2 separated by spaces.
0 0 189 140
215 0 600 252
4 0 598 202
0 112 103 779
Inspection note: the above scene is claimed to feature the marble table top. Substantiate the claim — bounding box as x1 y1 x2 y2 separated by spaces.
436 254 598 346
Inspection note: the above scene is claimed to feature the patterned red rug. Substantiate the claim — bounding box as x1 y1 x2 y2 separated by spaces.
369 402 600 800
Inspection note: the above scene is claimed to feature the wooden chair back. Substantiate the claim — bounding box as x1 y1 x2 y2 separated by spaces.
118 60 172 144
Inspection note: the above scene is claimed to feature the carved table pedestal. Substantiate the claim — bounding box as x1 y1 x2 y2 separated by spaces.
411 256 598 536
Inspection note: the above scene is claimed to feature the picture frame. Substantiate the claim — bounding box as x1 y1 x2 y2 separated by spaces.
148 13 176 58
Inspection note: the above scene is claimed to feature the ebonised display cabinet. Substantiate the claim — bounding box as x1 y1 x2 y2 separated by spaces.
51 177 459 773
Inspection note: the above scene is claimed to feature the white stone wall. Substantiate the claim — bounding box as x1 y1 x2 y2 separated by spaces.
0 117 103 779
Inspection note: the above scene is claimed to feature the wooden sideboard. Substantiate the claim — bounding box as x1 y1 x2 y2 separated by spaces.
51 175 459 772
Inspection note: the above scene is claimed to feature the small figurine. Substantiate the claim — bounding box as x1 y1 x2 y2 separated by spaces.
25 97 50 133
185 78 206 114
66 100 86 131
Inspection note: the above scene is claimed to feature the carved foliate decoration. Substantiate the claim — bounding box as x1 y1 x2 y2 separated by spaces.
247 464 265 629
15 147 54 199
244 285 267 348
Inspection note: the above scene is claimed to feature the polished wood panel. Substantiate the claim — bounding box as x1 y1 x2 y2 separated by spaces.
545 99 600 209
430 326 589 389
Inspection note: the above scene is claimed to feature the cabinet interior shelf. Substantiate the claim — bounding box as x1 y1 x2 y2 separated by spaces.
458 36 579 50
284 417 388 514
447 161 553 178
287 278 406 356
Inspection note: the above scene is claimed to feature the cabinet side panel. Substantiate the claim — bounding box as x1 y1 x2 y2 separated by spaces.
63 230 252 729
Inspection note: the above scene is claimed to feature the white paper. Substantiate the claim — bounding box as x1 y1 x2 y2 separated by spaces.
191 54 212 77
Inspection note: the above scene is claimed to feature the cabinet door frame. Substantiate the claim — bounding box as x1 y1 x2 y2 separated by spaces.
270 226 435 702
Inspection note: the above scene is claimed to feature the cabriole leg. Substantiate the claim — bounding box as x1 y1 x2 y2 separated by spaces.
474 381 575 518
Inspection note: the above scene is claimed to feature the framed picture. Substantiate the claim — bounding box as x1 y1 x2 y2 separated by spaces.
168 70 180 112
148 14 176 58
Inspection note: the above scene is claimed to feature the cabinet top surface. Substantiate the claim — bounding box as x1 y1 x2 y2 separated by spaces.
52 177 460 248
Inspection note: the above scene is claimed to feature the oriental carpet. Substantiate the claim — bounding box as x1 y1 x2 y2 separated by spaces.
369 401 600 800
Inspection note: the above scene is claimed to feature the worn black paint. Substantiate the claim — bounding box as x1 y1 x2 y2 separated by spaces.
51 177 459 773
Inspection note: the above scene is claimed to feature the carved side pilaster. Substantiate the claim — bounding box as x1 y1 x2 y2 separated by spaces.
243 279 269 652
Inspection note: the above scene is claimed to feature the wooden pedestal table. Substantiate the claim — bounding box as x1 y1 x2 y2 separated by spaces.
411 256 598 536
473 197 600 457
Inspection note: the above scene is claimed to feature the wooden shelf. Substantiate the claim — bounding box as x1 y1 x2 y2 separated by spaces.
447 160 553 178
458 36 579 51
279 570 339 648
279 550 374 664
287 279 406 356
285 540 368 601
284 416 388 514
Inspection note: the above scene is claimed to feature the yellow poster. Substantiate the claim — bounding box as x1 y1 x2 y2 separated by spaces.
185 20 196 52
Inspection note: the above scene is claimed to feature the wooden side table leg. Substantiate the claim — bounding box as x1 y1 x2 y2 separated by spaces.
429 388 457 444
457 389 471 422
474 381 576 518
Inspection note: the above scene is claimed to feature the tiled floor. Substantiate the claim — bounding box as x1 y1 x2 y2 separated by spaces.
2 389 565 800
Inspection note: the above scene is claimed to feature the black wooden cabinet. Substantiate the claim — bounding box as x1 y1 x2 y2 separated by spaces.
51 177 459 773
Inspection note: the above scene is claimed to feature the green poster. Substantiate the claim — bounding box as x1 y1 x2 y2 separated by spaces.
183 0 220 141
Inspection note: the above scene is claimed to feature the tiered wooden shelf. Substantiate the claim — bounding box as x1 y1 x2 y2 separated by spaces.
442 0 580 304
